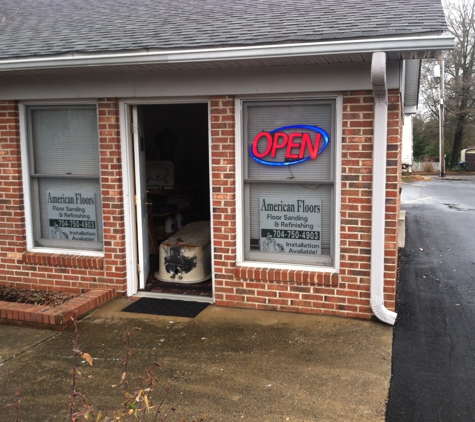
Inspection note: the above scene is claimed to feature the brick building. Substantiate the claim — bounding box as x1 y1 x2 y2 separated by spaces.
0 0 451 324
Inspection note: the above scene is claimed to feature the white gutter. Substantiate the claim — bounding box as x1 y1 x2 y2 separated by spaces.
0 34 453 72
370 51 398 325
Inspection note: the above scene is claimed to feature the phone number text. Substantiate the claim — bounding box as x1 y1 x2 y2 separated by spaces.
50 219 96 229
261 229 320 240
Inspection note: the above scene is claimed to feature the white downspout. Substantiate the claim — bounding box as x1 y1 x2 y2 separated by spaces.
370 52 397 325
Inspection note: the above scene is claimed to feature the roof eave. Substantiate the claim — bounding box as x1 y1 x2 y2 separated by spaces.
0 34 454 72
404 59 422 114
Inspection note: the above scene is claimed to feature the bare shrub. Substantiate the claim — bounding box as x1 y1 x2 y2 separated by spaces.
422 162 435 173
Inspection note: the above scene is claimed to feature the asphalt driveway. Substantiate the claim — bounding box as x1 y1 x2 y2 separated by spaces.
386 176 475 421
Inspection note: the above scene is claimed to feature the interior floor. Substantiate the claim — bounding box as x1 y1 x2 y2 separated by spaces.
144 273 213 297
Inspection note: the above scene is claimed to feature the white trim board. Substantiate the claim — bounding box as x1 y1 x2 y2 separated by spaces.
0 34 453 72
119 98 213 298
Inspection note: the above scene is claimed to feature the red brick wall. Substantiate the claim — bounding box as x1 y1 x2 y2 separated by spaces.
340 90 401 315
0 91 402 319
210 96 237 290
211 91 402 319
0 99 127 295
385 90 403 309
97 99 127 295
0 101 25 282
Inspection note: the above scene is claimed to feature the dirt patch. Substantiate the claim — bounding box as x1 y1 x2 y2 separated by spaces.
0 285 78 307
403 174 433 182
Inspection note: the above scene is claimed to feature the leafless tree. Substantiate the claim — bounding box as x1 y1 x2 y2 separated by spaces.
418 0 475 167
443 0 475 167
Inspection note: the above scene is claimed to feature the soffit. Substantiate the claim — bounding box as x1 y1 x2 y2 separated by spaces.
0 48 443 79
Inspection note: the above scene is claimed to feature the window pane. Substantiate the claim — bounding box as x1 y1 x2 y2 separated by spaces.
248 183 333 262
37 178 103 244
246 101 334 181
30 106 99 176
243 98 335 267
27 105 103 251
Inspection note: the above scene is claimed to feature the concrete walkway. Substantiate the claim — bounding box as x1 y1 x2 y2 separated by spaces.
0 298 392 421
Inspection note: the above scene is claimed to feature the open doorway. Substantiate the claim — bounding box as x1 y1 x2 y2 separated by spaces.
134 102 212 299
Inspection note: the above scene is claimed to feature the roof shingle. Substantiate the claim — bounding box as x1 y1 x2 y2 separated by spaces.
0 0 447 60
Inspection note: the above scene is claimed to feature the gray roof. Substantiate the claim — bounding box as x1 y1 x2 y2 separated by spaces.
0 0 447 60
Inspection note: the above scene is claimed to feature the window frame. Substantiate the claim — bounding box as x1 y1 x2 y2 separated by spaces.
236 94 342 272
20 101 104 255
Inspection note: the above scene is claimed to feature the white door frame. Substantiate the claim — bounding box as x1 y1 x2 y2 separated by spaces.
132 105 150 290
119 98 215 300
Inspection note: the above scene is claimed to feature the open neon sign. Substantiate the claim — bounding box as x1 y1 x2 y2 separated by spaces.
250 125 329 166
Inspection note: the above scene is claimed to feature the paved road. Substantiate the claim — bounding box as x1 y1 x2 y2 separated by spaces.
386 177 475 421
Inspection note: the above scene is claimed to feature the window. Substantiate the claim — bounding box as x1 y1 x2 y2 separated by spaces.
24 105 103 251
242 99 336 267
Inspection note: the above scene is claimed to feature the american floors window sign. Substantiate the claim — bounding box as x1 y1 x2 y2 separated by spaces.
259 197 321 255
46 190 97 241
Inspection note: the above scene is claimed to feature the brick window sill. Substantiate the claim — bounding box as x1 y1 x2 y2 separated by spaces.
22 252 104 270
234 266 338 286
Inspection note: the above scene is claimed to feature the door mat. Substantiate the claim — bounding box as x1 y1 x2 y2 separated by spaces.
121 298 209 318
